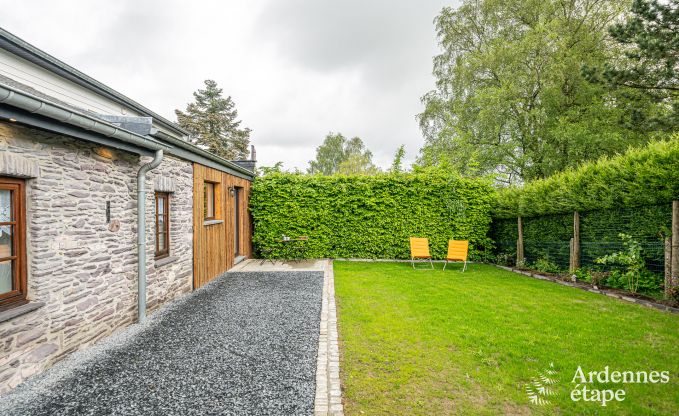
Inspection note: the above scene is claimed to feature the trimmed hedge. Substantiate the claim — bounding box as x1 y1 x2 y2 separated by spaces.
494 136 679 218
250 172 496 260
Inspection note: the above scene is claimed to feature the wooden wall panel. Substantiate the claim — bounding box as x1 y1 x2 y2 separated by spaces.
193 164 253 289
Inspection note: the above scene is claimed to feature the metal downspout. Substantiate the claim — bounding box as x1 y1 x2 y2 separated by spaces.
137 150 163 323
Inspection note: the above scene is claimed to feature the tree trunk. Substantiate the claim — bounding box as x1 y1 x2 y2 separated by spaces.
517 217 524 266
665 237 672 298
571 211 580 273
671 201 679 291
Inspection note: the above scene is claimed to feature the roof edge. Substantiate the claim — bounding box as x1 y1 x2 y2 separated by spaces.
150 130 255 179
0 27 189 137
0 82 167 152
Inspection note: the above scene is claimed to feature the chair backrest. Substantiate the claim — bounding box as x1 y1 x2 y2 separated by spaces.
447 240 469 261
410 237 431 258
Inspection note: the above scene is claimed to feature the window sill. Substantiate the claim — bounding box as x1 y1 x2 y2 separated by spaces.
0 301 45 324
155 256 178 268
204 219 224 226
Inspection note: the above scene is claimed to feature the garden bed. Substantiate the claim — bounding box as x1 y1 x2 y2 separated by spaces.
497 265 679 313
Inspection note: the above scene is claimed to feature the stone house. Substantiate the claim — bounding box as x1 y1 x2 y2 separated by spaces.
0 28 255 393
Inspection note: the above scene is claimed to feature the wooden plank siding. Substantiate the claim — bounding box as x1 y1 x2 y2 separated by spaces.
192 163 252 289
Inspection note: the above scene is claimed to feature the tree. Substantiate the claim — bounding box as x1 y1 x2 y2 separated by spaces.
583 0 679 131
308 133 379 175
257 161 284 176
175 80 251 160
390 145 407 173
418 0 649 184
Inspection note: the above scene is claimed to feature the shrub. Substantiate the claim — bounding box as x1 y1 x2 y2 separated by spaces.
494 136 679 218
250 172 496 260
595 234 648 294
531 258 562 274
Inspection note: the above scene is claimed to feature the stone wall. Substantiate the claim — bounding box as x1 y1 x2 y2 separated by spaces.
0 123 193 393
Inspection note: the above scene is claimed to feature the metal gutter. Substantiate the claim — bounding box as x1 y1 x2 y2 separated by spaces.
137 150 164 323
0 83 167 152
0 27 188 137
0 82 254 179
151 130 255 179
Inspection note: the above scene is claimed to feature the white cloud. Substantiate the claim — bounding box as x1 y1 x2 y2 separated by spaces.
0 0 455 170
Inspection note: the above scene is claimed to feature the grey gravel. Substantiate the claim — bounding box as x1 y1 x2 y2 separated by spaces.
1 271 324 416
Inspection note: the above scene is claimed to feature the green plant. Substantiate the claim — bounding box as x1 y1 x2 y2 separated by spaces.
573 268 592 283
596 234 647 293
531 258 562 274
494 135 679 219
636 269 663 294
250 171 496 260
495 253 514 267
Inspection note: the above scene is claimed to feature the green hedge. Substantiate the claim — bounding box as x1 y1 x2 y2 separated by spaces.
250 172 496 260
494 136 679 218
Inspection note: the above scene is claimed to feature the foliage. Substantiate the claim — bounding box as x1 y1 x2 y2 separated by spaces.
250 172 496 260
175 80 251 160
256 161 285 176
417 0 653 184
531 258 562 275
596 234 648 293
308 133 379 175
389 145 407 173
335 261 679 415
583 0 679 132
573 268 593 283
494 136 679 218
337 153 380 176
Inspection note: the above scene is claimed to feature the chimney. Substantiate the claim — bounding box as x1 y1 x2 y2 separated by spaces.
231 145 257 173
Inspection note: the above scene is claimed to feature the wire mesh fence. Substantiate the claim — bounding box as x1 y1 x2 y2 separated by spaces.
491 203 671 276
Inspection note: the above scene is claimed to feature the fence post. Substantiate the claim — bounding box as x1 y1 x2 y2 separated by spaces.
671 201 679 294
570 211 580 273
665 237 672 298
517 216 524 266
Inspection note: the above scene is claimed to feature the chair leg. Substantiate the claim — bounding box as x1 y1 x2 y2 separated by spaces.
429 258 434 269
463 261 467 272
412 257 415 269
443 260 447 271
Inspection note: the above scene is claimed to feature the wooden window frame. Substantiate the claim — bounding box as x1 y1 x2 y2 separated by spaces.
154 192 170 259
0 177 27 310
204 181 217 221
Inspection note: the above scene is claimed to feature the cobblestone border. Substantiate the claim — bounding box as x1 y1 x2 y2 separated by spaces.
314 260 344 416
496 265 679 314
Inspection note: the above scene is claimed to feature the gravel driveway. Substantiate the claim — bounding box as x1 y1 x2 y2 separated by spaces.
0 271 324 416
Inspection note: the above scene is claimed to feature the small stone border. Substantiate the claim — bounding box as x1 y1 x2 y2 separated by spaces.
496 265 679 314
314 260 344 416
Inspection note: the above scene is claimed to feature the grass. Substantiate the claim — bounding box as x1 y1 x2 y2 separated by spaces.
334 261 679 415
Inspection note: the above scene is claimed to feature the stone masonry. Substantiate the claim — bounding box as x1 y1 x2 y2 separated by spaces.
0 123 193 393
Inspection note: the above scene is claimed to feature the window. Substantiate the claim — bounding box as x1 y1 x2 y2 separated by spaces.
155 192 170 259
0 177 26 309
204 182 216 220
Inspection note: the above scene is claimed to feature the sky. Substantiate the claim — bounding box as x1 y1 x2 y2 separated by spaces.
0 0 455 171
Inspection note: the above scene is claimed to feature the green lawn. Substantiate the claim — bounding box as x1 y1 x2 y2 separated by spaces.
334 261 679 415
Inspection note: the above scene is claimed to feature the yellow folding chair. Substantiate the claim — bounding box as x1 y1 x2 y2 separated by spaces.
410 237 433 269
444 240 468 271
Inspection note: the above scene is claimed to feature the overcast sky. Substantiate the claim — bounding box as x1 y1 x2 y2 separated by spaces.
0 0 455 170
